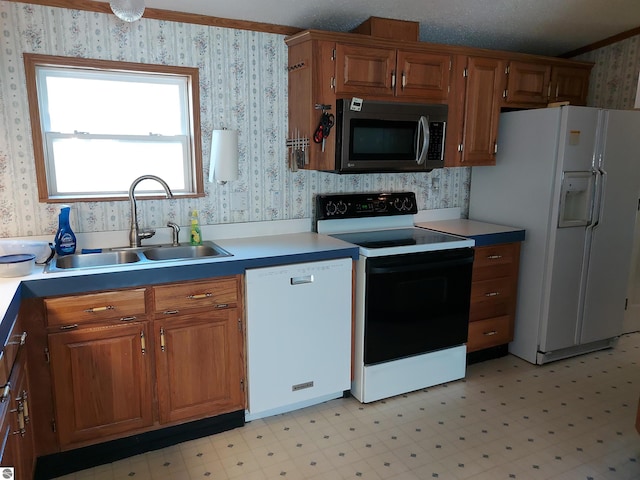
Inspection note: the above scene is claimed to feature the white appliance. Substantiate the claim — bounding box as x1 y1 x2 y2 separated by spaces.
470 106 640 364
245 258 352 420
316 192 474 403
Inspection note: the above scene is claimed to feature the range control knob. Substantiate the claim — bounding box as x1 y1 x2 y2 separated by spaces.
403 197 414 211
325 201 337 216
336 201 348 214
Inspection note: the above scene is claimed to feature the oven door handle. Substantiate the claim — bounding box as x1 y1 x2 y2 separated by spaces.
415 116 429 165
368 256 473 274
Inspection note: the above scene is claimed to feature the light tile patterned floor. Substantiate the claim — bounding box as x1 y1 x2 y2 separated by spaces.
56 333 639 480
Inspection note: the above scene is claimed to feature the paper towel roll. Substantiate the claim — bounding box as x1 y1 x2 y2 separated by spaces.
209 129 239 183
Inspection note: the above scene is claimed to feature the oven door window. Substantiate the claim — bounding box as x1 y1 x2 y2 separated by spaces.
363 248 474 365
350 119 418 161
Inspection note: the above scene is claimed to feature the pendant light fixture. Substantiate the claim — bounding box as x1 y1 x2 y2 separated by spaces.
109 0 145 22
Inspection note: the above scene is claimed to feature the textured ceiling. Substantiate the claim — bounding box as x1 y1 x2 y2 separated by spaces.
129 0 640 56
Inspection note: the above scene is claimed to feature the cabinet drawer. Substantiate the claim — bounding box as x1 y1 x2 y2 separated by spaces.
467 315 512 352
472 243 520 281
0 315 25 387
470 277 514 305
153 277 238 314
45 289 147 327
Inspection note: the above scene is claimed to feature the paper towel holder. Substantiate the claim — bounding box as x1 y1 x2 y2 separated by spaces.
209 128 239 185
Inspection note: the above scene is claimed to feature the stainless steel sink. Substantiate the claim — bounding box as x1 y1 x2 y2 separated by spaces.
53 250 142 270
45 241 232 273
142 243 231 261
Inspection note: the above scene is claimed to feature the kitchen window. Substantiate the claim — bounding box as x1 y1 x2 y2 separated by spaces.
24 54 204 202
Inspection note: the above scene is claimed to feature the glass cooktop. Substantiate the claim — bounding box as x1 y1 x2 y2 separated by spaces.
330 227 473 257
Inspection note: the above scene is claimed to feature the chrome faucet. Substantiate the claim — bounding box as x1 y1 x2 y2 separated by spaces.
128 175 173 247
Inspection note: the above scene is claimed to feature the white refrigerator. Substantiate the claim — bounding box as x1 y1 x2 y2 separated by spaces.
469 106 640 364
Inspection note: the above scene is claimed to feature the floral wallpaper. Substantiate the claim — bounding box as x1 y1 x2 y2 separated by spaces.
574 34 640 109
0 2 470 238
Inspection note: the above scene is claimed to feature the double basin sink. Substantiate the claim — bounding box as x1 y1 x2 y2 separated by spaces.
45 241 232 273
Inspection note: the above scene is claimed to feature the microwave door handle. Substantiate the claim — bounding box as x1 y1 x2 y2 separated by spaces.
416 116 429 165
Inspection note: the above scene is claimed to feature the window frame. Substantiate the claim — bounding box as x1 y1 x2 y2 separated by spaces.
24 53 204 203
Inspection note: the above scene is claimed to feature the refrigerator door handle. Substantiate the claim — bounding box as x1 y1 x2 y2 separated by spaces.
591 167 607 230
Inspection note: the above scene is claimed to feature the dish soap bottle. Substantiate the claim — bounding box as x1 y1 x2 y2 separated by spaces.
190 209 202 246
54 205 77 256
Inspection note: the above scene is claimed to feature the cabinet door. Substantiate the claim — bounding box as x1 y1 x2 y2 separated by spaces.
334 43 396 96
48 322 153 447
155 309 244 424
504 61 551 105
460 57 504 165
396 50 451 101
550 66 590 105
0 349 34 480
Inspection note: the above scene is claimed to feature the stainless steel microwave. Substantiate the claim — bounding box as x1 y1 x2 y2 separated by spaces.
334 99 448 173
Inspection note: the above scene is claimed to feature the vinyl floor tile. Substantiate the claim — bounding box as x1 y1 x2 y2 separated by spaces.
54 332 640 480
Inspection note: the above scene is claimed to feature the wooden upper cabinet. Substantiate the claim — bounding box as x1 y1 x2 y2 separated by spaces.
550 65 590 105
396 50 451 101
456 56 504 166
334 43 396 96
334 43 451 102
504 61 551 106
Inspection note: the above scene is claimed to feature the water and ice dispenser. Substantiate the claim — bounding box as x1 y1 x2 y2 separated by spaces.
558 171 595 227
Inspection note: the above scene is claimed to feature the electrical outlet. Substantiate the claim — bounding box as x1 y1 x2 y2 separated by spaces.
231 191 248 211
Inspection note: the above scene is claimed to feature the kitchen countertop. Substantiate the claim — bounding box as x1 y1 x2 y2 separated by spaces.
0 231 359 337
416 219 526 247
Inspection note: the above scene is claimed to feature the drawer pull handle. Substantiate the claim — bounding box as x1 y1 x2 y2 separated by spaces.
8 332 27 346
12 401 25 436
18 390 29 424
1 383 10 403
484 292 500 297
160 328 166 352
486 255 503 260
120 316 137 322
84 305 115 313
60 324 79 330
215 303 229 309
187 293 212 300
140 331 146 355
483 330 498 336
163 310 179 315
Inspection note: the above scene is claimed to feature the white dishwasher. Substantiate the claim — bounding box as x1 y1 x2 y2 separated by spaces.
245 257 352 421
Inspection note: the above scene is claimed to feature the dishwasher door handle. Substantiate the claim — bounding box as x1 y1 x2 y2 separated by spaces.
290 275 314 285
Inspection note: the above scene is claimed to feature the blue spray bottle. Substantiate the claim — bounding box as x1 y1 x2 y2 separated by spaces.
54 205 77 256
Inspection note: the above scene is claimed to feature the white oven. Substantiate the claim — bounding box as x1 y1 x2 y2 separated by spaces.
316 192 474 402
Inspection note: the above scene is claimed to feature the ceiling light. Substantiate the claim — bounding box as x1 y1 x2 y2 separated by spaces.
109 0 145 22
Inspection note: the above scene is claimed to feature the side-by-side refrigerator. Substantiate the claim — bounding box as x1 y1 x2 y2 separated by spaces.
469 106 640 364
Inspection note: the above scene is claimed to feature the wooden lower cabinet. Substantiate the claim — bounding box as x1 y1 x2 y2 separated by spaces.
155 310 244 424
467 242 521 353
42 275 245 451
47 322 154 447
0 348 35 480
